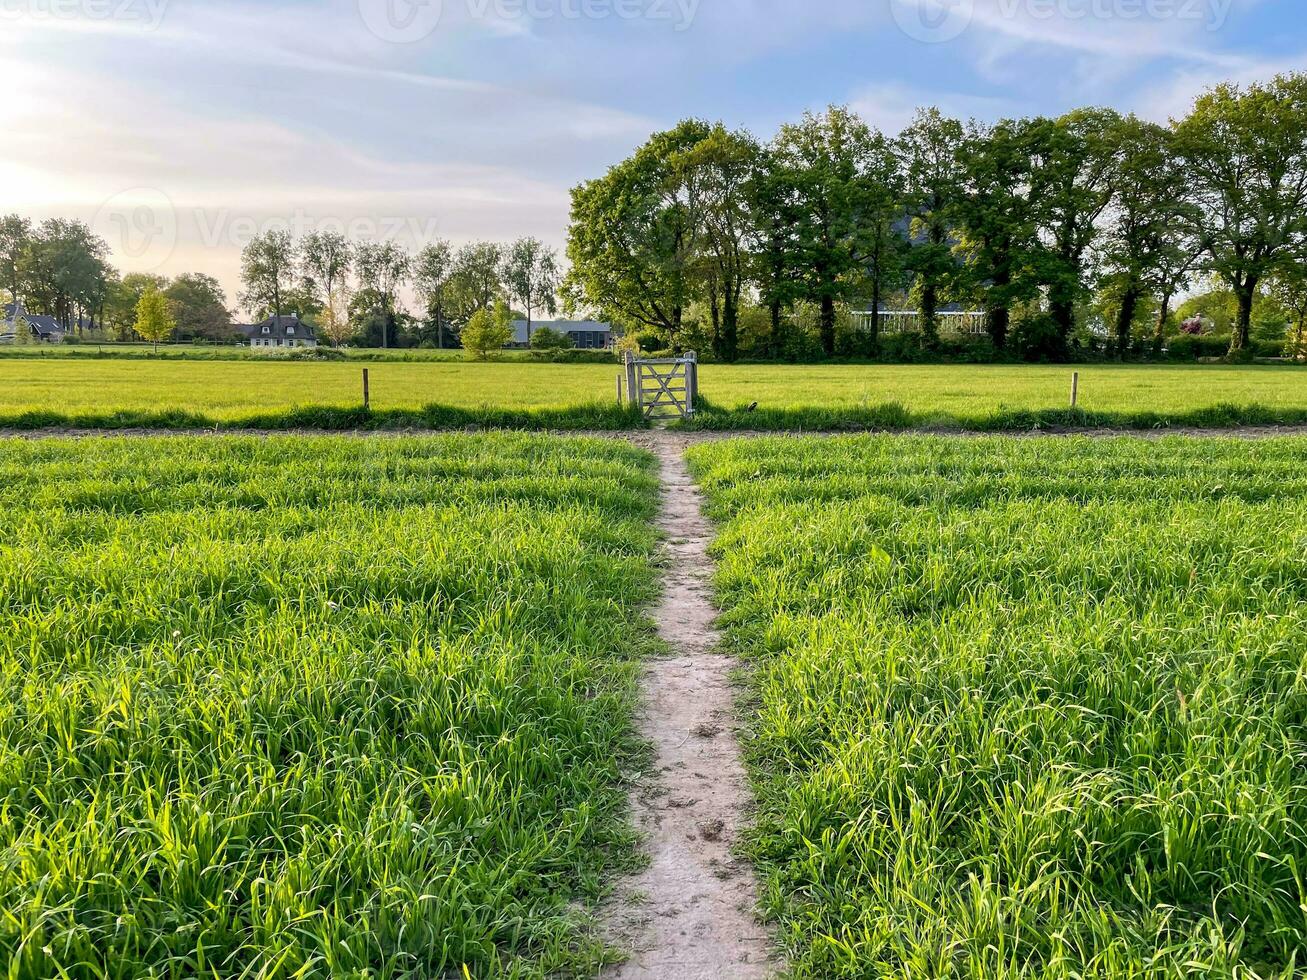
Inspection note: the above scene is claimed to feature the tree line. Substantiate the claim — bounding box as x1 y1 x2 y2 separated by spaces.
235 232 560 349
564 73 1307 362
0 214 565 351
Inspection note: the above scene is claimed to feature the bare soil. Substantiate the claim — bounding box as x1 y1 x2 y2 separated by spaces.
600 434 774 980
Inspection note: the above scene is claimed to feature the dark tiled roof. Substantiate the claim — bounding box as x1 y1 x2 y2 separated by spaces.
236 315 316 340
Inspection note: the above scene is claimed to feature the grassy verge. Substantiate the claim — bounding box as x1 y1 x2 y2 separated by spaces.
0 401 646 431
677 397 1307 431
0 434 661 978
689 435 1307 978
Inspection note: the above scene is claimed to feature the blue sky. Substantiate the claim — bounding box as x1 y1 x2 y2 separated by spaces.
3 0 1303 301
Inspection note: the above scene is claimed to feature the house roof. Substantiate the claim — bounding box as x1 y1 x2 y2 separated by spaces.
510 319 611 346
3 304 62 336
235 315 316 340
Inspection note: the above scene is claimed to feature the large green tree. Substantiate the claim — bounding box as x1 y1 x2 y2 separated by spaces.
566 120 709 349
501 237 559 341
952 118 1042 350
299 231 352 309
353 241 411 349
447 241 503 326
773 106 891 355
746 147 805 357
412 239 455 347
682 124 758 361
1028 108 1126 349
0 215 32 307
239 231 296 321
163 273 235 342
900 108 966 347
1176 73 1307 353
1098 117 1201 356
18 219 110 332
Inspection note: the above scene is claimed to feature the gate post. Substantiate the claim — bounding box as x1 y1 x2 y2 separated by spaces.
624 351 639 412
684 351 698 416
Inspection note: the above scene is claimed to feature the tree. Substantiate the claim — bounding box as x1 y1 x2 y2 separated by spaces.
566 121 708 349
1028 108 1126 349
501 237 560 342
300 231 352 309
106 273 168 341
460 299 513 359
18 219 110 331
1176 73 1307 354
447 241 502 326
530 324 573 351
681 124 758 362
774 107 890 355
163 273 235 342
900 108 966 347
1267 259 1307 359
134 286 176 351
413 240 455 347
953 118 1043 350
746 147 805 357
0 215 31 306
239 231 296 320
1097 117 1200 357
353 241 411 348
318 283 353 347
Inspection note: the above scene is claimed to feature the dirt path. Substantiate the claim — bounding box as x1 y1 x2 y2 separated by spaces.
602 436 774 980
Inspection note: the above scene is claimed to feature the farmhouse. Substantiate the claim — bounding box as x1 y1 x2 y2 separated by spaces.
509 319 613 349
236 314 318 350
1 302 64 343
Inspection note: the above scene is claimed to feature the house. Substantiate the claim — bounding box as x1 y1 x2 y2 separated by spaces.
236 315 318 350
509 319 613 349
1 303 65 343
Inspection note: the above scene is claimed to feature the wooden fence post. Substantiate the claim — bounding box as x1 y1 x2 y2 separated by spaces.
363 369 370 411
685 350 698 415
1070 371 1079 409
617 374 624 406
624 352 639 415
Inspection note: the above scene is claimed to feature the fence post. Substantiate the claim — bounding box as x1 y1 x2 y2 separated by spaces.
617 374 624 406
1070 371 1079 409
363 368 370 411
684 350 698 415
624 352 639 415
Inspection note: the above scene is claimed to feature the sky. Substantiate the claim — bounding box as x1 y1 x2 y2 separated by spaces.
3 0 1305 305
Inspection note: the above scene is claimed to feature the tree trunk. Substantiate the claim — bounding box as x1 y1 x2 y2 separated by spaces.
770 298 783 359
709 287 721 359
868 277 881 357
1115 288 1140 360
722 285 739 364
1153 291 1173 356
987 265 1011 350
1050 292 1075 340
819 294 836 356
1230 278 1256 353
919 282 939 348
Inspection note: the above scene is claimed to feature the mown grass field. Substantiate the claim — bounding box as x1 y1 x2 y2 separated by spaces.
689 435 1307 978
1 360 1305 429
0 434 660 978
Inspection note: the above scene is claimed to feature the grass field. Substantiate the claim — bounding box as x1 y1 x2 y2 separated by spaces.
689 435 1307 978
0 434 660 978
0 360 1305 429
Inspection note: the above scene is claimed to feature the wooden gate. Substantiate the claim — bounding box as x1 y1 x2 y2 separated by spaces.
624 352 698 420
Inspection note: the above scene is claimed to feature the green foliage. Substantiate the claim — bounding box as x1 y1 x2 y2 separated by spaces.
132 286 176 348
690 434 1307 978
530 324 573 351
461 301 514 360
162 272 235 342
0 434 659 977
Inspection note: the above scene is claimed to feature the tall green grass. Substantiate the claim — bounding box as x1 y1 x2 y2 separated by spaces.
689 435 1307 978
0 434 660 978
